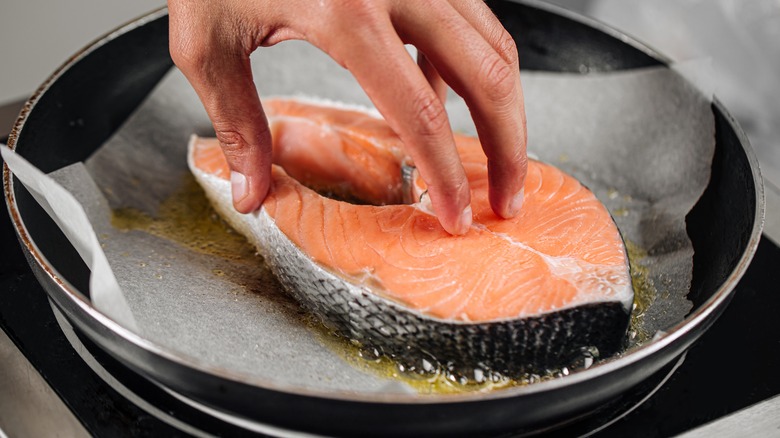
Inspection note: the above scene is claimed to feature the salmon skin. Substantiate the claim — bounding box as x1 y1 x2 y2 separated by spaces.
189 98 634 376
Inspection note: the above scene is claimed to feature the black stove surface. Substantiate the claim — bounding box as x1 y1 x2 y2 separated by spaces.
2 185 779 436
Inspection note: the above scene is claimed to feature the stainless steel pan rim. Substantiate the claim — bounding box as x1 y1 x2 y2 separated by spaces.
2 2 765 407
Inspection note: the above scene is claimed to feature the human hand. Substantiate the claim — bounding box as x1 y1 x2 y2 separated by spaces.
168 0 527 235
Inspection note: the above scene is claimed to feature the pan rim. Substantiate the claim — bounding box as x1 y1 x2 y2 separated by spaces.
2 2 766 406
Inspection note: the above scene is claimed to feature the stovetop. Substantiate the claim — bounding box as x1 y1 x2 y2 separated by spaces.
1 170 779 437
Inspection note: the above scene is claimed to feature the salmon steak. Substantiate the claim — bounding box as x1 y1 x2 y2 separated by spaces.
188 98 634 376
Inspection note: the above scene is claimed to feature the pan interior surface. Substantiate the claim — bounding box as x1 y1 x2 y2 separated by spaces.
3 1 763 435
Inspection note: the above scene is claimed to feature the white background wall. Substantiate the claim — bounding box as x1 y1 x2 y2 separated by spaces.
0 0 164 104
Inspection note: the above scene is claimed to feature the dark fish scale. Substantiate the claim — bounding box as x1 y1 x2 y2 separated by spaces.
255 210 631 376
560 316 576 358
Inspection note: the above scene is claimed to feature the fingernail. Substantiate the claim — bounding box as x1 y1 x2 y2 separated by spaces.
456 205 473 235
507 188 524 217
231 171 249 204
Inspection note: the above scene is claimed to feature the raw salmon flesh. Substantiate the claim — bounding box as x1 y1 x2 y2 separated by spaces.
189 98 634 375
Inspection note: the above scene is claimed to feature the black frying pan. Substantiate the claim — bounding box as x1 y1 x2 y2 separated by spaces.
2 2 764 436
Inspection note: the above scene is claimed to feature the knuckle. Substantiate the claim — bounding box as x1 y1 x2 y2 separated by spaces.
169 32 208 73
325 0 383 29
214 127 249 157
477 54 517 105
410 89 448 137
168 10 208 71
168 18 252 75
345 0 380 17
213 121 271 163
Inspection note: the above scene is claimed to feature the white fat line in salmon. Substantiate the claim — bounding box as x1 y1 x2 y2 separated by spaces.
475 224 634 311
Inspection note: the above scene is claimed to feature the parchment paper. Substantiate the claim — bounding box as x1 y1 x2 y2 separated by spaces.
19 41 716 394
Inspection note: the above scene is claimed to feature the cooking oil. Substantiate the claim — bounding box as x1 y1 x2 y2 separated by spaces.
111 175 258 262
